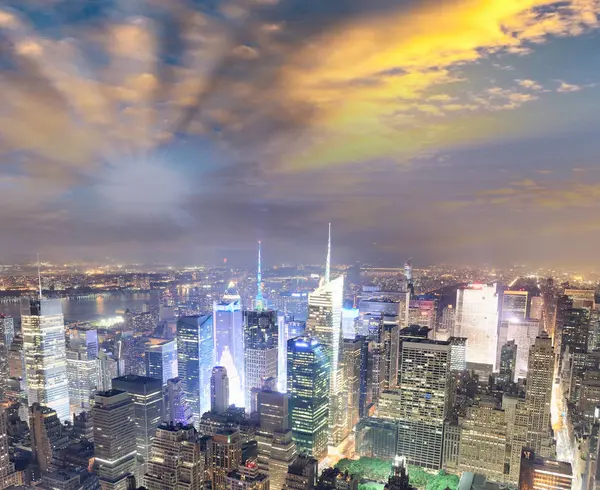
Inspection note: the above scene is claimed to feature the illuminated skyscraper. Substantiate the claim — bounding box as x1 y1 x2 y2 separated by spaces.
112 375 164 469
0 407 19 489
209 428 242 490
165 378 195 426
504 318 540 381
306 274 345 446
287 337 330 459
255 389 296 490
21 298 70 422
396 339 451 470
93 390 137 490
213 294 244 405
524 333 554 457
243 309 278 412
67 328 99 416
97 350 119 392
0 316 14 400
145 339 178 385
455 284 500 370
502 290 529 321
458 401 512 484
343 337 367 430
30 403 63 473
177 315 215 427
211 367 230 414
144 423 205 490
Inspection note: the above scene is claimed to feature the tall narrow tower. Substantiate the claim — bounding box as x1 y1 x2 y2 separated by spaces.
306 225 347 447
21 298 70 421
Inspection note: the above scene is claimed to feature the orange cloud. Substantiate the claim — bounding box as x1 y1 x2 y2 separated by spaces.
276 0 600 169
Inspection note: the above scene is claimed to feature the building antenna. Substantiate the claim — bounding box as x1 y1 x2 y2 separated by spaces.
325 223 331 283
254 241 264 311
37 253 43 300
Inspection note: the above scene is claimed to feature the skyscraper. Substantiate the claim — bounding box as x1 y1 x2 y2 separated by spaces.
242 244 278 412
93 390 137 490
177 315 215 427
502 290 529 321
144 423 205 490
454 284 500 370
213 294 244 405
67 328 99 416
505 318 540 381
112 375 164 469
0 407 19 489
209 428 242 490
29 403 63 473
211 367 230 414
0 316 14 400
524 333 554 457
21 298 70 421
287 337 330 459
145 339 178 385
306 275 345 446
396 339 451 469
97 350 119 392
256 389 296 490
342 337 366 431
243 309 278 412
164 378 195 426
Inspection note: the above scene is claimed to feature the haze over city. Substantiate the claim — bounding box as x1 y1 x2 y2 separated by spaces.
1 0 600 266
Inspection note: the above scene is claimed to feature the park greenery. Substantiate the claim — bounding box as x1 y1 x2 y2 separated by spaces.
335 457 459 490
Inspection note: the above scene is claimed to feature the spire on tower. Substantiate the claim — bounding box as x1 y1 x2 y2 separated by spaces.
37 253 43 300
325 223 331 283
254 241 265 311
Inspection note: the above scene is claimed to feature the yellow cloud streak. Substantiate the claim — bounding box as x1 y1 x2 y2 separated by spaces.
279 0 599 169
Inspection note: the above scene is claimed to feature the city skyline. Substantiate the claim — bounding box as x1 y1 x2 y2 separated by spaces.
0 2 600 267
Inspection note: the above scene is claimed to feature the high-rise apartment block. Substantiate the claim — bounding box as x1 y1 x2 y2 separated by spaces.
22 298 70 421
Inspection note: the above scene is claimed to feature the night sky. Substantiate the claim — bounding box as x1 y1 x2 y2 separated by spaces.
1 0 600 267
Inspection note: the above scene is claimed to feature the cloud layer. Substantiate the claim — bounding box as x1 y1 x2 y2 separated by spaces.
0 0 600 266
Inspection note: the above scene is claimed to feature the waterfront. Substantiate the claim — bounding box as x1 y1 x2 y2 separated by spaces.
0 292 159 324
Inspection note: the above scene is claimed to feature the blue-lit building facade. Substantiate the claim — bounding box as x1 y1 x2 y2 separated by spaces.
287 337 330 459
176 315 214 428
145 339 177 385
213 298 244 403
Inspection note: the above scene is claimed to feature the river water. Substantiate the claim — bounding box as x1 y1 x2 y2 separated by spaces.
0 292 159 324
